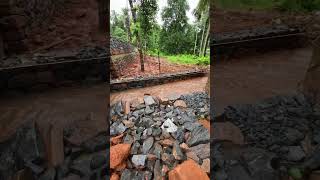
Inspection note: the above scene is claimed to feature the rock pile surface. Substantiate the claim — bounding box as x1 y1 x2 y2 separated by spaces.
110 93 210 180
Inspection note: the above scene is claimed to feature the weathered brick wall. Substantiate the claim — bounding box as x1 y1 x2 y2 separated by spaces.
0 0 64 55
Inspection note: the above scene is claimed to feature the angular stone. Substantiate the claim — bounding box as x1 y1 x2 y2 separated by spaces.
144 96 156 106
212 122 244 145
132 155 147 167
174 100 187 108
186 151 200 163
154 160 162 180
161 119 178 133
198 119 210 133
122 120 134 128
190 143 210 160
110 144 131 169
180 143 190 152
38 168 56 180
201 159 210 174
173 141 185 161
285 128 304 145
142 137 154 154
153 143 163 159
172 127 185 143
161 153 175 165
183 122 200 131
161 139 174 147
116 123 127 134
70 160 91 176
187 126 210 147
145 106 154 115
168 160 209 180
131 142 140 155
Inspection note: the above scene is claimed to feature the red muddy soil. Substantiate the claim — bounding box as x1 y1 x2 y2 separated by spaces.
213 47 312 115
114 55 208 80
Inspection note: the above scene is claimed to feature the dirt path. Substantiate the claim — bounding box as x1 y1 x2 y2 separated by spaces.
213 47 312 115
0 84 107 142
110 77 208 104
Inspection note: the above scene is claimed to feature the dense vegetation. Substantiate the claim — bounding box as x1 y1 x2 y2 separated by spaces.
215 0 320 12
110 0 210 67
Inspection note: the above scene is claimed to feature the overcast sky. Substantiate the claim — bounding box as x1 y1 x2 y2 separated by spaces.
110 0 199 25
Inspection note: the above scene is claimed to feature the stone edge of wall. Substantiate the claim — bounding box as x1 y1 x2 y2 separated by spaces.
110 71 207 92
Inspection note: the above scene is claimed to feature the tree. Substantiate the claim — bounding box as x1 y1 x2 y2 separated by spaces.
159 0 194 54
194 0 210 57
128 0 145 71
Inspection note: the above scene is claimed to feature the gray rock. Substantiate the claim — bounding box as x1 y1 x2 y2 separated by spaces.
173 141 185 160
178 113 196 125
153 143 163 159
131 142 141 155
142 137 154 154
152 127 162 136
190 143 210 160
144 96 156 106
165 111 173 118
183 122 201 131
120 169 132 180
114 101 124 115
153 160 161 180
132 155 147 167
145 106 154 115
161 118 178 133
172 127 185 143
161 153 175 166
116 123 127 134
147 128 153 136
70 160 91 177
123 134 134 144
187 126 210 146
287 146 306 162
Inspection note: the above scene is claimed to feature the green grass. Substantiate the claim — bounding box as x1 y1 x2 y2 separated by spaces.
148 52 210 65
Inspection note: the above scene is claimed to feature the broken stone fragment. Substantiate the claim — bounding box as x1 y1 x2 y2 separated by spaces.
173 141 185 161
110 144 131 169
142 137 154 154
201 159 210 174
168 160 209 180
174 100 187 108
161 118 178 133
186 126 210 147
131 155 147 167
190 143 210 160
186 151 200 163
144 95 156 106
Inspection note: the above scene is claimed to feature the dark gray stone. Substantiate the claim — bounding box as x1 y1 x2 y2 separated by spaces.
152 127 162 136
287 146 306 162
145 106 154 115
172 127 185 143
183 122 201 131
39 168 56 180
142 137 154 154
187 126 210 146
70 160 91 177
131 142 141 155
153 143 163 159
285 128 304 145
116 123 127 134
190 143 210 160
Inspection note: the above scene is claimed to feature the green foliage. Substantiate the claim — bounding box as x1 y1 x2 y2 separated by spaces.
276 0 320 12
148 52 210 65
159 0 196 54
112 27 128 42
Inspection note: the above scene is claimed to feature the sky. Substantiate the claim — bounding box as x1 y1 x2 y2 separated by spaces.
110 0 199 25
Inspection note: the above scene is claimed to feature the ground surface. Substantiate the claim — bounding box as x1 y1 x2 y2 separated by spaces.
0 84 107 142
113 55 208 80
213 47 312 115
111 77 208 105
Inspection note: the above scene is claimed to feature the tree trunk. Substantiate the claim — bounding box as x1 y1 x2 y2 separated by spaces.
128 0 144 72
203 22 210 57
193 30 198 55
303 41 320 105
199 22 206 56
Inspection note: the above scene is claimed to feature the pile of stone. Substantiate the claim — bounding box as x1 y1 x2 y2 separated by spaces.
110 93 210 180
0 121 108 180
212 93 320 180
110 37 135 56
